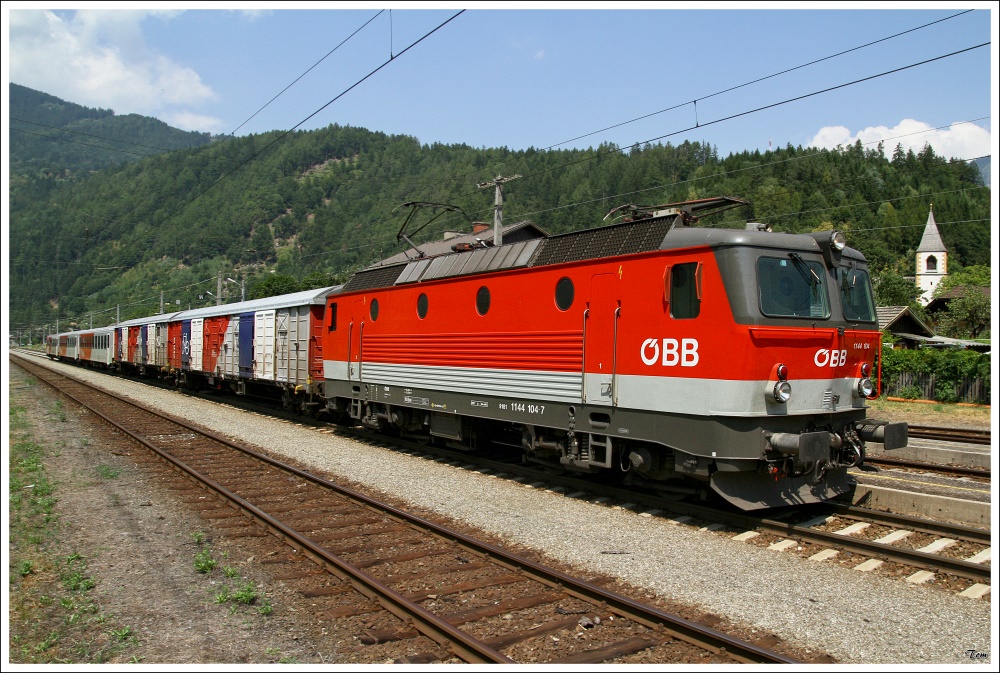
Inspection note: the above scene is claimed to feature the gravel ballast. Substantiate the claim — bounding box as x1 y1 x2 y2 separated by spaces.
20 357 994 665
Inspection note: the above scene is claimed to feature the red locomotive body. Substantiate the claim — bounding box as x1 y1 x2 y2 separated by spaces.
321 198 906 509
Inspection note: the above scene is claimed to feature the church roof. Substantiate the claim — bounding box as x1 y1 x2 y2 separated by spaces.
916 207 946 253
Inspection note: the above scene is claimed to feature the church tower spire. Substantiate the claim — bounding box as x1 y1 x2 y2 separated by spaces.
914 204 947 305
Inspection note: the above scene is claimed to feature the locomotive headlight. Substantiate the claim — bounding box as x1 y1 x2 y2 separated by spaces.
861 363 872 377
831 231 846 251
857 377 875 398
773 380 792 403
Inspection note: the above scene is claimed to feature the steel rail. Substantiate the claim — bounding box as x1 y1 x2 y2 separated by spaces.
864 455 990 479
12 355 512 664
817 502 991 545
12 354 797 664
338 428 992 581
907 425 991 445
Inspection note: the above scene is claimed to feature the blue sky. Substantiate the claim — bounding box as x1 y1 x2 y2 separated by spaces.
5 3 996 162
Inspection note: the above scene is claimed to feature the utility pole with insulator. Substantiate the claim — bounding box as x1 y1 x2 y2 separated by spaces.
477 174 521 247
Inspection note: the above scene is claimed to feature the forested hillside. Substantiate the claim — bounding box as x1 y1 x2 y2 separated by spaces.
9 83 213 182
8 97 990 334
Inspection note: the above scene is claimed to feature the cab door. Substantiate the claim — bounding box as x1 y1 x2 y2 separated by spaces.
348 300 365 382
584 273 621 406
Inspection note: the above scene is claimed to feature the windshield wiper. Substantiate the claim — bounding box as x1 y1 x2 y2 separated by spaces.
789 252 821 287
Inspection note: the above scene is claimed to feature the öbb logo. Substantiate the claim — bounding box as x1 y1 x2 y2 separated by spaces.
814 349 847 367
641 338 699 367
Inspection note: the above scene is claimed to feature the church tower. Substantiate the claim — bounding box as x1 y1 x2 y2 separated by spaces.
914 205 947 306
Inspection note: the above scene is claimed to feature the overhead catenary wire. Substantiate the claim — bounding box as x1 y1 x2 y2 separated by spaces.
142 10 466 242
385 10 980 202
11 126 162 159
11 117 184 155
12 13 990 331
11 13 468 330
539 9 976 153
10 11 460 256
228 10 385 137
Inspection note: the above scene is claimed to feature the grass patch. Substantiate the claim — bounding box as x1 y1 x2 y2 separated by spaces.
193 548 217 574
8 397 140 663
204 562 274 617
867 396 992 426
48 400 67 422
95 464 120 480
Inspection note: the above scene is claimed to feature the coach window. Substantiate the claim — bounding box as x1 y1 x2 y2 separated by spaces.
555 277 574 311
417 293 428 319
369 298 380 321
669 263 702 319
476 286 491 316
328 302 338 331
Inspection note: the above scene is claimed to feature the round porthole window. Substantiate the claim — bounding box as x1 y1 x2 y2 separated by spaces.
555 277 574 311
417 293 428 319
369 298 379 321
476 286 491 316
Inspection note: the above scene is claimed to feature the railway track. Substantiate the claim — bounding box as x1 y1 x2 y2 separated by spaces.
16 351 993 599
328 432 992 593
907 424 991 445
864 455 990 479
12 353 798 665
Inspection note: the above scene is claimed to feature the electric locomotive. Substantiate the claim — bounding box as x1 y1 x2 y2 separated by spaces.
320 196 906 510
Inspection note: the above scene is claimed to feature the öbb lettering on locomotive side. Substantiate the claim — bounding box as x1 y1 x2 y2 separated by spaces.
46 196 907 510
640 338 700 367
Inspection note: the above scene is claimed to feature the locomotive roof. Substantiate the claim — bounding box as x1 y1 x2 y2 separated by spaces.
342 211 866 293
662 226 867 260
370 220 549 268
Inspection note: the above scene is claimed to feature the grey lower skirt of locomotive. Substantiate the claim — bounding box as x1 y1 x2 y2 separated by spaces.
334 387 906 511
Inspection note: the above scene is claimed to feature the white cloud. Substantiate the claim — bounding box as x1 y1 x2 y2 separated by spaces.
9 9 216 126
534 49 545 60
807 119 990 161
163 110 225 134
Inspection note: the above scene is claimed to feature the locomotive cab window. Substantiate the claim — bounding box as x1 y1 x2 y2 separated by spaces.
668 263 702 319
758 255 830 319
838 267 876 322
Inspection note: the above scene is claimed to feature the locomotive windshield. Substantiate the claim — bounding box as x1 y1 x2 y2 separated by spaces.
837 266 877 322
757 255 830 318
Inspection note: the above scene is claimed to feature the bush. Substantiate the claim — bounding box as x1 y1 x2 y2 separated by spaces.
879 345 990 404
899 385 923 400
933 387 959 403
